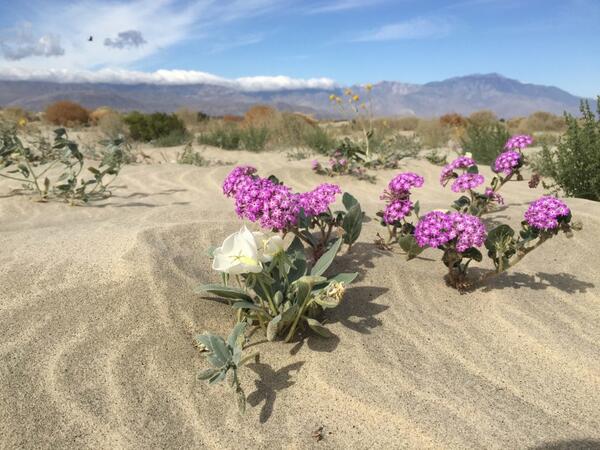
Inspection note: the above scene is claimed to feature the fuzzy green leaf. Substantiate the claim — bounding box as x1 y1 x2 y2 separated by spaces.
195 284 253 303
310 238 342 276
305 318 334 338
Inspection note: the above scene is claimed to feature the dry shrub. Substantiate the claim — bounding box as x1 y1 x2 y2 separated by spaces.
291 112 318 126
525 111 566 132
175 107 200 129
223 114 244 123
373 116 419 132
45 100 89 126
440 113 467 128
97 112 126 138
468 110 497 126
244 105 279 127
416 119 450 149
89 106 115 125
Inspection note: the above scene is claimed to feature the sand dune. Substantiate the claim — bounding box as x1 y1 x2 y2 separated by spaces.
1 146 599 449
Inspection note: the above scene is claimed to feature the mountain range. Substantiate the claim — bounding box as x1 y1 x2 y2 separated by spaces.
0 73 590 118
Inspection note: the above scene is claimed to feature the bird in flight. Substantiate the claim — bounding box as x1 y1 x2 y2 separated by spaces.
88 36 93 42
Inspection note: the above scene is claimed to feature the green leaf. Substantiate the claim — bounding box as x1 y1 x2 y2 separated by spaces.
484 224 515 251
413 200 420 216
208 370 227 384
288 257 307 283
314 295 339 309
236 386 246 414
208 335 230 367
305 318 334 338
231 301 263 312
328 272 358 285
398 235 424 260
197 368 219 381
295 281 312 307
266 305 298 341
195 284 254 303
295 275 327 285
467 165 479 174
226 322 247 349
342 204 363 246
310 238 342 276
461 247 483 262
342 192 359 210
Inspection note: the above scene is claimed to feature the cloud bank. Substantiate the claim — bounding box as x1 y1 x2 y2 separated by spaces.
0 67 337 92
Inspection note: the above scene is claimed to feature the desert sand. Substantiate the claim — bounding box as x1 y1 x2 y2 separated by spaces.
1 145 599 449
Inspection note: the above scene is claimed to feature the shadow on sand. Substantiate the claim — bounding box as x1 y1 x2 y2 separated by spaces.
246 361 305 423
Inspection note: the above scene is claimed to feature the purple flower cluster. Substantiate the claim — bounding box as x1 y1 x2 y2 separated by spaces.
451 173 485 193
440 156 476 186
414 211 486 252
484 188 504 205
494 150 522 176
383 199 413 224
222 166 341 231
388 172 424 194
297 183 342 216
222 165 256 196
311 160 321 171
505 134 533 150
451 213 487 252
524 196 570 230
381 172 424 225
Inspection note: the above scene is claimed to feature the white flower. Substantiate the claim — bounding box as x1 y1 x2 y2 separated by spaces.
252 232 284 262
212 226 263 275
464 152 473 159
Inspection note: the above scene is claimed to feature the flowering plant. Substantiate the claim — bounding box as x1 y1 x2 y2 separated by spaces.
311 139 373 182
378 153 578 290
329 84 374 157
222 165 363 259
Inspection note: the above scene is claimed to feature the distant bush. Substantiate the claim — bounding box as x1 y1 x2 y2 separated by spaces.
440 113 467 128
97 111 126 138
468 110 498 127
241 126 269 152
534 98 600 201
123 112 188 142
244 105 278 127
526 111 566 132
45 101 90 126
302 126 336 154
460 120 510 164
153 129 191 147
416 119 450 149
198 124 243 149
223 115 244 123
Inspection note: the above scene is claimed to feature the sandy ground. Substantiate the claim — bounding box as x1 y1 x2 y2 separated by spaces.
1 144 599 449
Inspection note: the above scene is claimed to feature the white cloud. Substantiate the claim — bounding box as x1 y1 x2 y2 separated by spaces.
104 30 147 49
0 22 65 61
353 17 452 41
0 67 338 91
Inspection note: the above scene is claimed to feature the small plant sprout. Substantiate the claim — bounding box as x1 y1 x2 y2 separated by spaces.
378 150 578 290
196 322 259 413
221 165 363 260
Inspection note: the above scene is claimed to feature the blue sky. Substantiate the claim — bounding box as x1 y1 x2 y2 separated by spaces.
0 0 598 96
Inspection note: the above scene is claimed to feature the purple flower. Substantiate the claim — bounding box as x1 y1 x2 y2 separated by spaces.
223 166 342 231
449 212 487 252
451 173 485 193
414 211 486 252
414 211 457 249
297 183 342 216
311 160 321 171
524 196 570 230
440 156 476 186
505 134 533 150
494 150 522 176
484 188 504 205
222 165 256 197
388 172 424 194
383 199 413 224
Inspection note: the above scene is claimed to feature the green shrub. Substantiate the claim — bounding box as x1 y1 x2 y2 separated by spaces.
198 124 243 149
302 126 336 154
124 112 188 142
153 129 191 147
240 126 269 152
370 134 421 169
460 121 510 164
534 98 600 201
